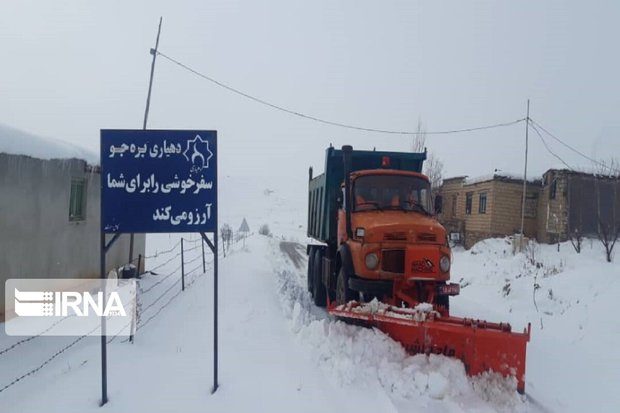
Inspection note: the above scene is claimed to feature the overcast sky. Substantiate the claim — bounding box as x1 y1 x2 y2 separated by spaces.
2 0 619 185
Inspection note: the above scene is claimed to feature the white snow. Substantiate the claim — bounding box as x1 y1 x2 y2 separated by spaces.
0 123 98 164
452 237 620 412
338 299 441 321
1 175 619 412
464 172 537 185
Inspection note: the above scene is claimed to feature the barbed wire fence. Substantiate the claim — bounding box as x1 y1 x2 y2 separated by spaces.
0 228 252 395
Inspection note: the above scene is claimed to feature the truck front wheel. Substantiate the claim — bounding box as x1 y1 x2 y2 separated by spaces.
312 250 327 307
307 250 314 293
336 267 357 306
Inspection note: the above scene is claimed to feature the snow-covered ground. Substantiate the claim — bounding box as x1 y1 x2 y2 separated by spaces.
451 238 620 412
1 177 619 412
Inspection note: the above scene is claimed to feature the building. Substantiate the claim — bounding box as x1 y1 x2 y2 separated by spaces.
537 169 620 243
438 173 541 249
439 168 620 249
0 125 145 320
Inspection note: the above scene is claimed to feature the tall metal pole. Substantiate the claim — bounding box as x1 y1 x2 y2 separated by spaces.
181 238 185 291
212 230 219 393
520 100 530 239
212 142 219 393
100 232 108 406
202 238 206 273
129 17 163 263
143 17 163 130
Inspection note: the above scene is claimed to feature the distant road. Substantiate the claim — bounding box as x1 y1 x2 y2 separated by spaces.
279 241 305 269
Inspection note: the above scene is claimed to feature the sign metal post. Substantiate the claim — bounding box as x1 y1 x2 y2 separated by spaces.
100 129 218 405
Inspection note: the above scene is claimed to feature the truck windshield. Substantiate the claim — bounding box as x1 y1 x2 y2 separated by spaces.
353 174 432 214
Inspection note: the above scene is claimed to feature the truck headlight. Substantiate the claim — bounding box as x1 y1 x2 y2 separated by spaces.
365 253 378 270
440 255 451 273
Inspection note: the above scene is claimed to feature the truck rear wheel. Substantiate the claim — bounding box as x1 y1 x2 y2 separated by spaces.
336 267 357 306
312 250 327 307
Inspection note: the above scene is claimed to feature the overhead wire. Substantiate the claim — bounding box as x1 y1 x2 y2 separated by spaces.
528 120 575 171
155 50 526 136
530 118 620 174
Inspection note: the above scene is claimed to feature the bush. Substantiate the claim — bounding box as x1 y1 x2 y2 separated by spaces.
259 224 271 236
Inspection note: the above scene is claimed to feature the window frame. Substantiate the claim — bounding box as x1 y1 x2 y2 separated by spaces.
465 192 473 215
549 179 557 200
69 177 87 222
478 192 487 214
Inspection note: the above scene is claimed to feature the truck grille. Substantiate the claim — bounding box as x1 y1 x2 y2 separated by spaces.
417 233 437 242
382 249 405 274
384 232 407 241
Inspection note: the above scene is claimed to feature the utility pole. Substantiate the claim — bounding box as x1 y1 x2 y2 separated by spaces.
129 17 163 264
143 17 163 130
519 99 530 244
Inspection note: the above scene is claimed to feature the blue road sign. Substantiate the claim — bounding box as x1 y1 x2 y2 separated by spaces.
101 130 217 233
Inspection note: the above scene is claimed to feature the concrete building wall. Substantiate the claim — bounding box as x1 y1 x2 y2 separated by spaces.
537 170 569 243
439 176 540 248
437 178 465 221
491 180 538 239
437 178 466 238
0 153 145 318
538 170 620 243
460 181 493 247
441 169 618 249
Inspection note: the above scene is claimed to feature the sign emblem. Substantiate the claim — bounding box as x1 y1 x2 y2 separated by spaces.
182 134 214 174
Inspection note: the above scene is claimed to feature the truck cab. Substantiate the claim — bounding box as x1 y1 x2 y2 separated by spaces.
307 145 458 312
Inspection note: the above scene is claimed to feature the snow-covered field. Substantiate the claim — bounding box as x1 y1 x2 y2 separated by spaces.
1 177 619 412
452 238 620 412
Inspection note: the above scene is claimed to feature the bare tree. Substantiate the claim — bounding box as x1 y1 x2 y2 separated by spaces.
569 178 583 254
412 118 443 192
424 153 444 190
601 157 620 177
412 119 426 153
594 157 620 262
598 219 619 262
220 223 233 257
569 227 583 253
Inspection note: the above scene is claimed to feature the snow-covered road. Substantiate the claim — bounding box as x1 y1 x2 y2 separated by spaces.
1 234 529 413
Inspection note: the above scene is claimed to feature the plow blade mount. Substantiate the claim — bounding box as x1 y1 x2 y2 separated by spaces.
330 302 531 393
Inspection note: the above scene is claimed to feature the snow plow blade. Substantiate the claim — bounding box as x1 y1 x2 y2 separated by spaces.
329 302 531 393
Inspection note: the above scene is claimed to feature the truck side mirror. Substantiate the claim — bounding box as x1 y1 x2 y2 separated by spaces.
434 195 443 214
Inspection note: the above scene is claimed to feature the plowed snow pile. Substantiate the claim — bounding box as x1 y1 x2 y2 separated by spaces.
271 239 528 413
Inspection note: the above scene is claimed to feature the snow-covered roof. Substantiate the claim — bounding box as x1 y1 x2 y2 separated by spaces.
0 123 98 164
464 172 541 185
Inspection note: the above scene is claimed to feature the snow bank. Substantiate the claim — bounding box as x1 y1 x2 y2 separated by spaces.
453 237 620 413
0 123 98 164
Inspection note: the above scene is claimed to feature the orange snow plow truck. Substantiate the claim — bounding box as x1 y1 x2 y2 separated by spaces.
306 145 530 393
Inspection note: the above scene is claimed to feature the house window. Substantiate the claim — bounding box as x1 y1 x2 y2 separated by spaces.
525 193 538 218
451 194 457 218
479 192 487 214
465 192 473 215
549 179 557 200
69 178 87 221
